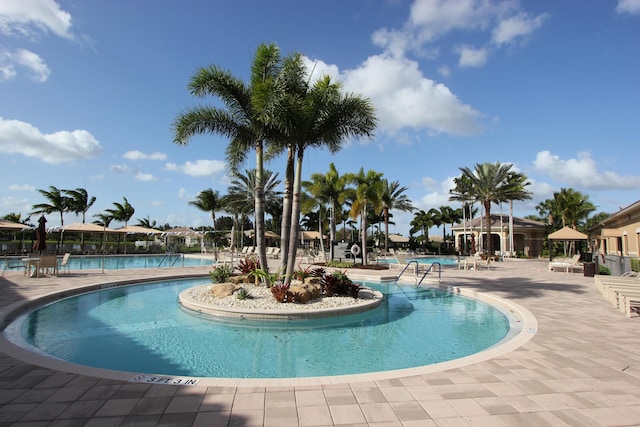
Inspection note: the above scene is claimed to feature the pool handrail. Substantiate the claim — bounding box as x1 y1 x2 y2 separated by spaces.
394 261 442 285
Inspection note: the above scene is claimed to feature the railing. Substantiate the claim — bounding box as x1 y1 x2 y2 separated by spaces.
394 261 442 286
158 252 184 268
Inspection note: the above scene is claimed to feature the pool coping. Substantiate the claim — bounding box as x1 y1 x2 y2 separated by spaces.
0 272 538 387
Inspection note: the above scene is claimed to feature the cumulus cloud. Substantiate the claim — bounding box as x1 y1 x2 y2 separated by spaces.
0 0 74 39
533 150 640 190
340 54 483 136
123 150 167 161
0 48 49 81
455 45 489 67
109 164 130 174
8 184 35 191
491 12 548 46
0 117 103 163
164 159 226 177
135 172 157 182
616 0 640 15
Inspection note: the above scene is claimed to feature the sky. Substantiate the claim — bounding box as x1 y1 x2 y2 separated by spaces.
1 0 639 236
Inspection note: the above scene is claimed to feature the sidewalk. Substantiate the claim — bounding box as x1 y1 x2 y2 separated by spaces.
0 259 639 426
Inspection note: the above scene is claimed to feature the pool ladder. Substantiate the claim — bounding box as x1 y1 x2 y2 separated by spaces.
394 261 442 286
158 252 184 268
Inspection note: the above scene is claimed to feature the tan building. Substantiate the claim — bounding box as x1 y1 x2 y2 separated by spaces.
590 200 640 275
452 214 546 257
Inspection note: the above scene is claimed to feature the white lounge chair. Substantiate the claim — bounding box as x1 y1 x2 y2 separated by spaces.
549 254 581 273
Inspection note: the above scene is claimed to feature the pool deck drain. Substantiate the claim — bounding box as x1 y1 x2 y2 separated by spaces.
0 258 639 426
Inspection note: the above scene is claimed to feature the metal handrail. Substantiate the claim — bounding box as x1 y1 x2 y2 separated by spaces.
394 261 442 285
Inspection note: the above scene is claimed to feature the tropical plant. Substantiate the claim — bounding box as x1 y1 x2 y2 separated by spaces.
410 209 434 247
189 189 221 230
380 179 414 255
237 257 260 275
344 168 384 265
173 43 287 274
270 283 293 303
252 267 283 287
456 162 532 257
209 264 233 283
303 163 349 260
279 63 377 282
235 288 253 300
31 185 70 227
63 188 96 224
105 197 135 226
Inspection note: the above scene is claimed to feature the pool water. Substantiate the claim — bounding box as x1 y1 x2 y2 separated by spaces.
5 278 512 378
0 255 211 270
381 255 459 266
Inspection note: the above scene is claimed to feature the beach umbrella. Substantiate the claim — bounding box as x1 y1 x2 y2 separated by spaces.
33 215 47 253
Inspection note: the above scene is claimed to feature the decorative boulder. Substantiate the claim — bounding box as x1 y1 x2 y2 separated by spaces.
210 283 236 298
289 283 322 303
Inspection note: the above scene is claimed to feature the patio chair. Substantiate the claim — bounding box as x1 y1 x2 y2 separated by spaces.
39 255 59 276
58 253 71 275
548 254 581 273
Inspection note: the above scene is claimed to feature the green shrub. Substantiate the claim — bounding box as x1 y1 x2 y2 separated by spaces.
209 264 233 283
631 258 640 272
598 265 611 275
235 288 253 300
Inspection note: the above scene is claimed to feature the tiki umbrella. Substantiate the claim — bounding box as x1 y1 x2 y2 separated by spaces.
33 215 47 254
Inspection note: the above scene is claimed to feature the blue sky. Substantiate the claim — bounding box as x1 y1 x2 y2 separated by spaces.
1 0 639 235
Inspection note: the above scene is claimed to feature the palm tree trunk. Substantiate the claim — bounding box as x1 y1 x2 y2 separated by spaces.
254 142 268 272
285 150 304 284
484 201 492 257
360 206 367 265
384 208 389 255
279 146 294 271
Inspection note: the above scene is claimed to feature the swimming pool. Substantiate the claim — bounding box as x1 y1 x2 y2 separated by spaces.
4 277 514 379
382 255 459 266
0 254 211 270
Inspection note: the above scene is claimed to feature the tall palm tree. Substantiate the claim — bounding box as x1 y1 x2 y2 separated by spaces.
106 197 135 226
136 215 158 229
344 168 384 265
31 186 70 227
303 163 349 260
428 208 444 253
31 185 71 251
225 169 281 253
380 180 414 255
502 171 533 255
173 43 286 272
410 209 434 248
189 189 221 231
93 212 114 253
456 162 531 257
283 75 377 280
64 188 96 224
450 175 478 254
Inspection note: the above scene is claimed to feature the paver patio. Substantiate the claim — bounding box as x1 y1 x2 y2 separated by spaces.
0 258 639 426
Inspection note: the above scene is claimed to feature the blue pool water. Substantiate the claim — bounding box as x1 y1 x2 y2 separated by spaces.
382 255 458 266
5 278 512 378
1 255 211 270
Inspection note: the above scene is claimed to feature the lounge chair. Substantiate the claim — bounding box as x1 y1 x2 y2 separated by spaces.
548 254 581 273
457 256 477 270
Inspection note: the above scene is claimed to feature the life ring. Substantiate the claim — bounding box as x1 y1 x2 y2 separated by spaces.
350 244 361 256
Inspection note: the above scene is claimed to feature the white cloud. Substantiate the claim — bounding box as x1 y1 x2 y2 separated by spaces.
341 54 483 136
455 45 489 67
438 64 451 78
533 150 640 190
0 48 49 81
109 164 130 174
491 12 548 46
616 0 640 15
123 150 167 161
0 117 103 163
0 195 30 216
0 0 74 39
135 172 157 182
164 159 226 177
8 184 35 191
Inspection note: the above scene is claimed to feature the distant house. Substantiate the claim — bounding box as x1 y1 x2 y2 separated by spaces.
451 214 546 257
590 200 640 275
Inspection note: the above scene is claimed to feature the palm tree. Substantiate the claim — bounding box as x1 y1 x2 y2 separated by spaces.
93 212 114 253
136 215 158 229
410 209 434 248
105 197 135 226
303 163 349 260
344 168 384 265
456 162 531 257
31 185 72 251
283 75 377 280
502 171 533 255
225 169 281 253
64 188 96 224
380 180 414 255
428 208 444 253
173 42 286 272
189 189 221 231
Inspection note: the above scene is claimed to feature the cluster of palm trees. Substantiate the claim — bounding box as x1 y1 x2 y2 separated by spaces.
172 42 377 282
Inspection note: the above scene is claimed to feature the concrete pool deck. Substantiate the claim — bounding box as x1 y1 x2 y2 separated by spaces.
0 258 639 426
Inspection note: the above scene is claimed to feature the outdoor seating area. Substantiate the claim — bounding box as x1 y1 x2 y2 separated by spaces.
595 272 640 317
